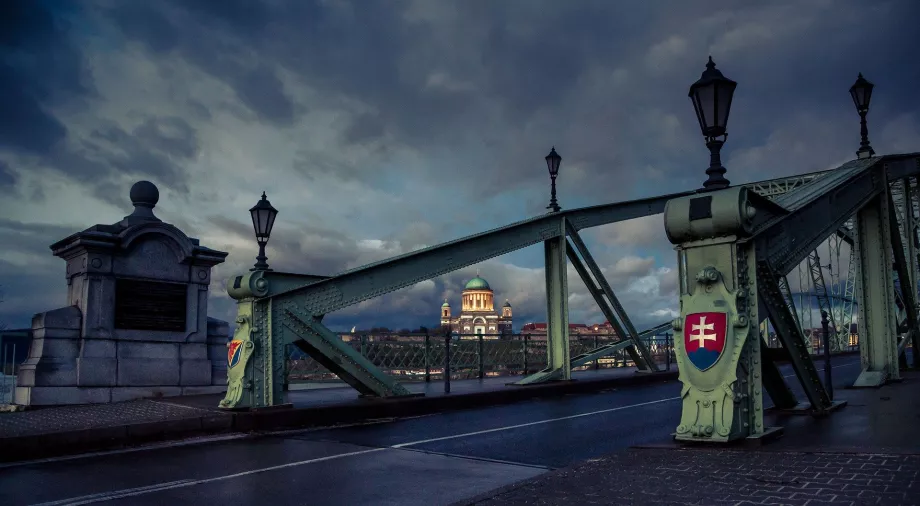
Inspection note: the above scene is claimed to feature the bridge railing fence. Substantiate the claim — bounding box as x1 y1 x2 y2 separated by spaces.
286 331 677 384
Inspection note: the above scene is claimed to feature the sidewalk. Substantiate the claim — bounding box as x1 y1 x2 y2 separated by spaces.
455 370 920 506
0 366 676 463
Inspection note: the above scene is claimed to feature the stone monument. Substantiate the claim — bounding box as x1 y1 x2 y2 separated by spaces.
14 181 230 405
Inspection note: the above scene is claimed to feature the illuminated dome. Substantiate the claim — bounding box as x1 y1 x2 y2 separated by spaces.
464 276 491 291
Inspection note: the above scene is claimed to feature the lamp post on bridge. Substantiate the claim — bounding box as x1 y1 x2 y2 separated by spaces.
688 56 737 191
545 147 562 212
249 191 279 271
849 73 875 159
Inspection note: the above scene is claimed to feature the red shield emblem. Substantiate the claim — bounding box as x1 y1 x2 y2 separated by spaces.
228 340 243 369
683 312 727 371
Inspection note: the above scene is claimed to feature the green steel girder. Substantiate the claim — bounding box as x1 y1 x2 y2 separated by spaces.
777 275 803 334
517 218 571 385
759 338 798 410
569 323 672 369
283 306 413 397
892 177 920 369
564 220 658 372
854 192 900 387
836 226 855 246
516 219 572 385
570 340 634 368
889 190 918 333
756 260 833 411
267 193 695 317
807 250 839 343
753 157 884 276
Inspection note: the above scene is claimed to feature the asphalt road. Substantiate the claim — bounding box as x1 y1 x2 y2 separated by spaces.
0 356 863 506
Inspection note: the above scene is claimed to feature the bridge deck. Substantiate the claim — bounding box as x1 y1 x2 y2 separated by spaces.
460 370 920 506
0 366 673 457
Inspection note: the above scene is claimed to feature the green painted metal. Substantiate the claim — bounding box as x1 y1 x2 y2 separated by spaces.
900 178 920 365
807 250 839 346
758 338 798 410
777 275 803 336
284 306 412 397
569 340 634 368
757 260 834 411
220 298 261 409
219 270 412 409
854 192 900 387
755 157 883 275
516 218 571 385
665 187 769 442
564 221 659 372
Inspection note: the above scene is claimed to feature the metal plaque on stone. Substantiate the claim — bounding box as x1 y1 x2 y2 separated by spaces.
114 279 188 331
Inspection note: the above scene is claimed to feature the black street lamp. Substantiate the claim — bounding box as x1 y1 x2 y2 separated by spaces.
249 191 278 271
689 56 737 191
849 73 875 159
545 147 562 212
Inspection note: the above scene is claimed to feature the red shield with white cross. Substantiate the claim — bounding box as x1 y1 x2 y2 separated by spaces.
683 312 727 371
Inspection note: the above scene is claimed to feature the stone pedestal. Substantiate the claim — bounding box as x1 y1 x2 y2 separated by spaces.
14 181 230 406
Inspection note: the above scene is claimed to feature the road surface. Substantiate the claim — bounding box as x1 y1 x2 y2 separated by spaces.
0 356 863 506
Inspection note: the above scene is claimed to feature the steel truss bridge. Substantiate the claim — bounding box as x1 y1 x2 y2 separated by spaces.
219 147 920 441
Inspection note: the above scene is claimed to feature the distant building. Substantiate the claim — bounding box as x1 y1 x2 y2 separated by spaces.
440 274 513 337
521 321 619 338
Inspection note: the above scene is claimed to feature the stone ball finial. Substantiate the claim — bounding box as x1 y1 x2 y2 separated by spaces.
130 181 159 208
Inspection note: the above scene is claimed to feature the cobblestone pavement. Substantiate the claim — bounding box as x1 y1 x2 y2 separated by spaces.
457 448 920 506
0 400 229 437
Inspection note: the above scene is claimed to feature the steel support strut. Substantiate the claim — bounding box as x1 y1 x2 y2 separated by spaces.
900 178 920 366
516 216 571 384
889 187 920 369
853 192 900 387
564 221 659 372
219 270 412 410
758 260 840 413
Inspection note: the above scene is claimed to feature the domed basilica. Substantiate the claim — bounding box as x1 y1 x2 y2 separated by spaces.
440 273 513 337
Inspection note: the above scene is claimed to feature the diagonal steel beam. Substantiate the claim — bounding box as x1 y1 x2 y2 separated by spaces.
283 306 413 397
888 189 920 363
808 250 839 348
268 193 693 315
564 221 658 371
754 157 884 275
757 260 833 411
777 275 803 334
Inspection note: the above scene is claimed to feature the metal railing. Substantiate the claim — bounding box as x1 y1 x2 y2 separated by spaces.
287 331 676 384
0 341 18 404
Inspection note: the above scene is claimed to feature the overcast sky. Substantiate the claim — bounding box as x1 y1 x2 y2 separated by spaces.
1 0 917 333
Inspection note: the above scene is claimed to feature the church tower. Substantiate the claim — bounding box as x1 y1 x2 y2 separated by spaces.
440 299 451 326
499 300 513 335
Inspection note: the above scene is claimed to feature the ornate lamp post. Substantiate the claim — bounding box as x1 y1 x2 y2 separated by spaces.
689 56 737 191
249 191 278 271
545 146 562 212
849 73 875 159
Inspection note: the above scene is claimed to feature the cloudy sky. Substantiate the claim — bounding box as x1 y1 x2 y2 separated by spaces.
1 0 917 333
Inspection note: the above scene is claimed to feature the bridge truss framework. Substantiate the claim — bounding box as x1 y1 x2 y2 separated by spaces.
217 149 920 446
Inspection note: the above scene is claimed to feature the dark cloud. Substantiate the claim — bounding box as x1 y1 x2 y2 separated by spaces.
0 0 90 157
38 116 201 204
0 0 916 333
0 160 17 188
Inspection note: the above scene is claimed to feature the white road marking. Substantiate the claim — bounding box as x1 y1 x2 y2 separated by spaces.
24 397 679 505
391 396 679 448
29 480 197 506
0 433 252 470
23 360 864 505
28 448 388 506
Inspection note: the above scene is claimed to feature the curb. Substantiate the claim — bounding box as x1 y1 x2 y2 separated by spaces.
0 370 678 463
